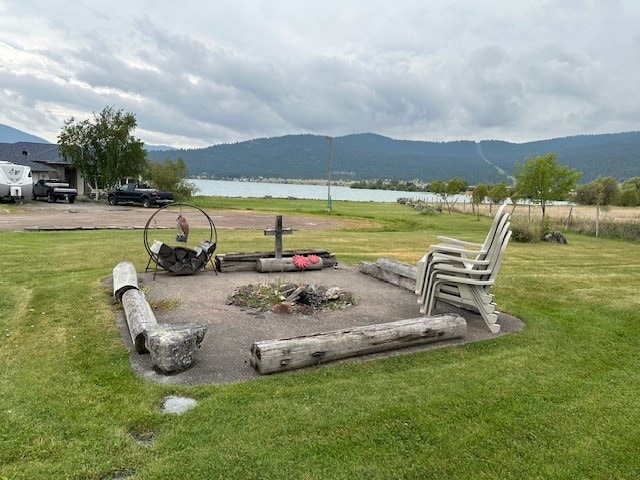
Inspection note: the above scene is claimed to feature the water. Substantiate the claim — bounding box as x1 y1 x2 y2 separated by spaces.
191 178 470 203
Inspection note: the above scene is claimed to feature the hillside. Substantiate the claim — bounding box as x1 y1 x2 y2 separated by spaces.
149 132 640 184
0 124 51 144
2 121 638 184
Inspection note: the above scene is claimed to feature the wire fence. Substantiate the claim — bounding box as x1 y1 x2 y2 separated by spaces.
426 200 640 241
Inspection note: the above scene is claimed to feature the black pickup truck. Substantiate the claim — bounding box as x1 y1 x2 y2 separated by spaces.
107 183 174 207
32 179 78 203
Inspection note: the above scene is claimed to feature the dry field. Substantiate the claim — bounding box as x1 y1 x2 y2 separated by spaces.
452 202 640 223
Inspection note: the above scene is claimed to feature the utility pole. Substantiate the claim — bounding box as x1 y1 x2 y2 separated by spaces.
326 135 333 211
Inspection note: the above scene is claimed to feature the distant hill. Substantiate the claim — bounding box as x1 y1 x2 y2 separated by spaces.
149 132 640 184
0 124 51 144
2 121 638 184
145 144 177 152
0 122 173 152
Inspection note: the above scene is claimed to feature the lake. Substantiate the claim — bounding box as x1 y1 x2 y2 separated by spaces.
191 178 470 203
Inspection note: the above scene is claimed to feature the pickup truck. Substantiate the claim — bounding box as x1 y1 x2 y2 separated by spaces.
32 179 78 203
107 183 174 208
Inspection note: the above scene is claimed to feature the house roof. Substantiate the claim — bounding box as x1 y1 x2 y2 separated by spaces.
0 142 68 172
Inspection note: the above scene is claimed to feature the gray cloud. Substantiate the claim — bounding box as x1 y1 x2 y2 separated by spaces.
0 0 638 147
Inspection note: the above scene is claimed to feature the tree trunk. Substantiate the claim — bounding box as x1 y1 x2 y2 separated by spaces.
121 288 158 353
256 257 324 273
359 258 417 292
216 249 336 272
112 261 139 302
250 314 466 374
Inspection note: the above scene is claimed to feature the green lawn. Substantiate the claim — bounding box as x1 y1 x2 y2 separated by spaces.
1 199 639 479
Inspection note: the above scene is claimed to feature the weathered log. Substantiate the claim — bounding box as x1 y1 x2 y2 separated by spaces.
112 261 139 302
250 314 466 374
256 257 324 273
216 249 337 272
121 288 158 353
359 257 417 292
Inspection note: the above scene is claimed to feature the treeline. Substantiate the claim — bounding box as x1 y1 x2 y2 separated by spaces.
350 180 430 192
572 176 640 207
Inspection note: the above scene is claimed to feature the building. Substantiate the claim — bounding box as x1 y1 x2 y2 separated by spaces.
0 142 86 195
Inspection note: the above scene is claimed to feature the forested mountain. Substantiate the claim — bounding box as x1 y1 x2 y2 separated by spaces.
150 132 640 184
2 121 637 184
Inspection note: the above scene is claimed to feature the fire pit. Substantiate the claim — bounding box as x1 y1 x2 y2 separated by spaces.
226 282 355 314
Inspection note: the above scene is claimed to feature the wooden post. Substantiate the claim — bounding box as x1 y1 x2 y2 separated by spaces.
250 314 466 374
264 215 293 258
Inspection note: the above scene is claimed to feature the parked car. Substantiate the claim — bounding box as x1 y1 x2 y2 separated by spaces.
107 183 174 208
32 179 77 203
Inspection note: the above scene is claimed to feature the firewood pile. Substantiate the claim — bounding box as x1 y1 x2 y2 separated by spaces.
150 240 216 275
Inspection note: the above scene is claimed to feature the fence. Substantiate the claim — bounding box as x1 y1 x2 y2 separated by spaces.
445 201 640 240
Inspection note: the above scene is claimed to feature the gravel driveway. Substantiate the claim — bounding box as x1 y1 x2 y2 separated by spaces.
0 200 369 232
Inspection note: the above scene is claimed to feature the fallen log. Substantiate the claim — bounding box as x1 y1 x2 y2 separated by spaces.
359 257 417 292
216 249 337 272
250 314 466 374
112 261 139 302
121 288 158 353
256 257 324 273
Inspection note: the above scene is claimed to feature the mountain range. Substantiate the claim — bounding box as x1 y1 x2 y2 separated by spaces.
2 123 638 184
149 131 640 184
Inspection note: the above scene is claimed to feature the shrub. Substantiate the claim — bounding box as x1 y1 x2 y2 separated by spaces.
510 216 553 243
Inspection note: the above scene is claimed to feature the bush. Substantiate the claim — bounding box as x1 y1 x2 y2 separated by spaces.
510 216 553 243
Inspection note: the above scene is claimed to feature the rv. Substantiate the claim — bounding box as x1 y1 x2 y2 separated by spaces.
0 160 33 202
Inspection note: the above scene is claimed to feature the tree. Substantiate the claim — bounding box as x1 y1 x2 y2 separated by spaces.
472 184 489 219
573 176 620 206
514 153 581 218
146 158 198 200
429 177 468 213
488 182 510 205
619 186 640 207
58 106 147 196
620 177 640 206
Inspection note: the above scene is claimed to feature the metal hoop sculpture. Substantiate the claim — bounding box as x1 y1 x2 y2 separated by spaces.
143 202 217 276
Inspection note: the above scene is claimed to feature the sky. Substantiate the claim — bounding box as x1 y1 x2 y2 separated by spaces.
1 0 639 148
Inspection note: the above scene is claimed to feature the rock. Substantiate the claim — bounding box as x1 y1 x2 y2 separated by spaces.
324 287 341 300
161 395 198 414
273 302 295 314
543 231 568 244
145 323 207 373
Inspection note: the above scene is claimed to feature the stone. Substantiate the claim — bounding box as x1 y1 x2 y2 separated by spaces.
145 323 207 373
543 231 568 244
161 395 198 414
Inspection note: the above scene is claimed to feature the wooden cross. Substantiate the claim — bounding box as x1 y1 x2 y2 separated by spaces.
264 215 293 259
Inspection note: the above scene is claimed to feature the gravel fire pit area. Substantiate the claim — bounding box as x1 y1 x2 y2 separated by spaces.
114 265 523 385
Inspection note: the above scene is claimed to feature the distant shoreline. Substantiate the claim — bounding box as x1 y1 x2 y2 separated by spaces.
190 176 353 187
189 176 432 191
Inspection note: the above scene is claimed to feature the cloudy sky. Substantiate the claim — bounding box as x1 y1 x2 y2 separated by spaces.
1 1 639 148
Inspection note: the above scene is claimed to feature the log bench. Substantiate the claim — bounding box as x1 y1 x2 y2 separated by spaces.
250 314 466 374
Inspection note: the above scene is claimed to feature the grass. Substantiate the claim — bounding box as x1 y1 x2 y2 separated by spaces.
1 199 640 479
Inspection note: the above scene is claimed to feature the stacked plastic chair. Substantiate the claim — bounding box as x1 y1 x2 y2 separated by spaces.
415 204 511 333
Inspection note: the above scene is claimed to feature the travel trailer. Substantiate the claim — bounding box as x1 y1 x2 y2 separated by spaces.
0 160 33 201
